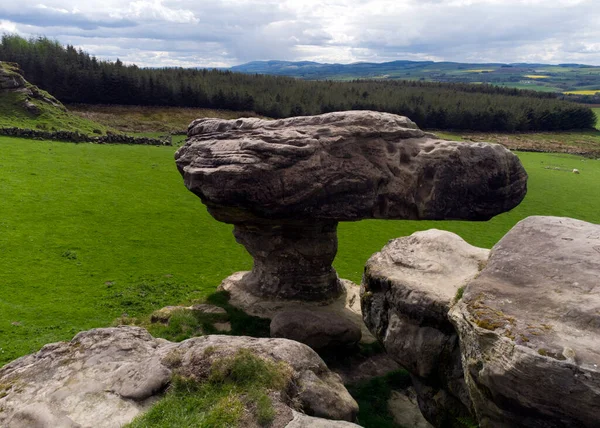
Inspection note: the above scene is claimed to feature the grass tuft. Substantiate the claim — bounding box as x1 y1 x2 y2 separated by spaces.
209 348 291 391
126 348 290 428
455 286 466 303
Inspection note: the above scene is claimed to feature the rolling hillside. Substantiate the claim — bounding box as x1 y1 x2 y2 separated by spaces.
231 60 600 94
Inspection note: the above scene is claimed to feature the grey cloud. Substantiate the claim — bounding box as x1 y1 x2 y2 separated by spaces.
2 0 600 66
0 7 137 30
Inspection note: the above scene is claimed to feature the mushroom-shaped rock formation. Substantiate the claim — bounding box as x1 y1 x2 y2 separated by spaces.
175 111 527 301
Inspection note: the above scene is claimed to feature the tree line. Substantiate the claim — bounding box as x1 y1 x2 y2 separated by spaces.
0 34 595 132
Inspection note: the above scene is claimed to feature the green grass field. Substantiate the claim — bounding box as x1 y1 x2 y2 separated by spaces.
1 136 600 366
0 91 110 134
593 108 600 129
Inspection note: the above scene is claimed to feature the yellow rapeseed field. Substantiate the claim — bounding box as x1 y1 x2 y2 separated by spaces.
563 89 600 95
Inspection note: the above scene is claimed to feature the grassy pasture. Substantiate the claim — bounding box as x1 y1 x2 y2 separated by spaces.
436 129 600 156
1 137 600 366
68 104 261 134
593 108 600 128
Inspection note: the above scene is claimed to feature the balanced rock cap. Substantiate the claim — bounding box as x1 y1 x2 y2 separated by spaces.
175 111 527 224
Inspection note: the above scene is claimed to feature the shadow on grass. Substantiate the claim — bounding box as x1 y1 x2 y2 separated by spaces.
347 369 411 428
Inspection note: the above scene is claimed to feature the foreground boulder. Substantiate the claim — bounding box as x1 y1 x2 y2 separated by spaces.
175 111 527 302
450 216 600 427
270 309 361 351
361 229 489 425
0 327 359 427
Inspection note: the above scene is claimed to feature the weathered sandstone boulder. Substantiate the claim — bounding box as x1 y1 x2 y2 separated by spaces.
0 327 359 427
388 387 434 428
219 274 376 344
287 410 361 427
270 309 361 351
361 229 489 425
449 216 600 427
175 111 527 301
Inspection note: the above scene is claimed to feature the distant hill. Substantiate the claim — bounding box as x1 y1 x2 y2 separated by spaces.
231 60 600 94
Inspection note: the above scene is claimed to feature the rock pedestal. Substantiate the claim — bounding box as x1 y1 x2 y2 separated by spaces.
175 111 527 302
219 273 376 344
233 221 341 300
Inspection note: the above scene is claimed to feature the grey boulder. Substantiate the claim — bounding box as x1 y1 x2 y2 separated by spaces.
270 309 361 351
449 216 600 427
176 111 527 223
0 327 358 427
361 229 489 426
286 410 361 427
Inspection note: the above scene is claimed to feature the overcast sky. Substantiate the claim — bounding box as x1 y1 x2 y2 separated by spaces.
1 0 599 67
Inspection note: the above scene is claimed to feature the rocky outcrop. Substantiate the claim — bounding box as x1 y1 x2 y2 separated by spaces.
176 111 527 302
361 229 489 426
449 216 600 427
0 327 359 427
0 61 65 111
0 62 26 90
270 309 361 351
363 217 600 427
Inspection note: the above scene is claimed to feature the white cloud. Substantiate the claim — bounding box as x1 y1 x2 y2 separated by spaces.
0 0 599 66
36 4 70 14
0 20 18 33
122 0 198 24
